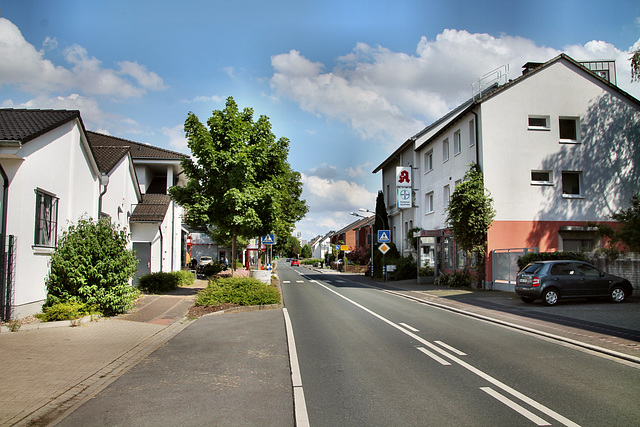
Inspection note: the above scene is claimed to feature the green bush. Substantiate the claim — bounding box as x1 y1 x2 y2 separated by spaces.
392 255 417 280
434 270 473 288
301 258 322 265
198 262 224 278
195 277 280 307
139 272 180 293
36 301 95 322
174 269 195 286
45 217 139 316
516 251 589 271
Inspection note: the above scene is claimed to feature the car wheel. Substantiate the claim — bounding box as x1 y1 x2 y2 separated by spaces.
520 297 535 303
610 286 626 303
542 288 559 306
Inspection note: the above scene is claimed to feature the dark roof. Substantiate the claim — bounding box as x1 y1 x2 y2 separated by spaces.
91 146 131 174
131 193 170 222
86 131 186 160
335 216 374 236
0 109 82 143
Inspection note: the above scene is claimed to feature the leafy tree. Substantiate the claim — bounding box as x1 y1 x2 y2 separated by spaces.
301 243 312 259
45 217 138 316
372 190 390 278
170 97 308 270
445 163 496 289
592 192 640 256
631 48 640 83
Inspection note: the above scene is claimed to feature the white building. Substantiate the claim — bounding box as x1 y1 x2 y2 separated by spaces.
0 110 188 319
374 54 640 287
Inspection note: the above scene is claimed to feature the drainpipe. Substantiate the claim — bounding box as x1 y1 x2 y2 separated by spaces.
0 164 8 239
472 111 480 170
158 223 164 272
98 173 109 219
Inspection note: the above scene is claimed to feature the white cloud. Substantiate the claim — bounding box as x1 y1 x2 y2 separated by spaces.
181 95 224 104
301 173 376 214
0 17 166 98
162 124 188 150
271 30 640 149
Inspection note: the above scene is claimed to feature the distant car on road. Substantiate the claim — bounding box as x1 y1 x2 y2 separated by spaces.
291 259 300 266
515 260 633 306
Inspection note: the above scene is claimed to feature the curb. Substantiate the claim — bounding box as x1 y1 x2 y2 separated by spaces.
0 314 103 334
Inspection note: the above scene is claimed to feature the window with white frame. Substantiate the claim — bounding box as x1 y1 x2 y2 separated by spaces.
528 115 550 130
443 138 449 162
559 117 580 143
562 171 582 197
424 150 433 172
469 119 475 146
34 189 59 247
425 192 434 214
531 170 553 185
454 130 461 155
443 185 450 207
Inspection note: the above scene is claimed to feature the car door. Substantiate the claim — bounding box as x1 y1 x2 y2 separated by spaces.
548 262 582 296
575 263 608 296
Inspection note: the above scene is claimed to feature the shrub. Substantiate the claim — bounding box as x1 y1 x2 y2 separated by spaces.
174 270 195 287
435 270 473 288
301 258 322 265
139 272 180 293
36 301 95 322
198 261 224 278
195 277 280 307
392 255 417 280
45 217 139 316
516 251 589 271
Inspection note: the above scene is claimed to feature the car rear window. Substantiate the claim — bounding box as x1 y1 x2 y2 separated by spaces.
522 263 543 274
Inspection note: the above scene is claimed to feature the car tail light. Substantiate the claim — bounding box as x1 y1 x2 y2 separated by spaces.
532 277 540 287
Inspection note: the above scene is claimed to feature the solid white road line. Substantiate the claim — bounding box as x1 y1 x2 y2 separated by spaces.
312 281 580 427
481 387 551 426
399 322 420 332
434 341 467 356
282 308 310 427
417 346 451 366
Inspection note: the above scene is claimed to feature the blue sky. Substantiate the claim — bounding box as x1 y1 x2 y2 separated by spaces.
1 0 639 241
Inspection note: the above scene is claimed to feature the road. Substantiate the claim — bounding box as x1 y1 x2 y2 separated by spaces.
280 262 640 426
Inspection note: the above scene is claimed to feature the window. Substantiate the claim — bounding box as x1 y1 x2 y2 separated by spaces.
453 130 461 155
559 117 579 142
443 138 449 162
550 262 575 276
443 185 450 207
454 179 462 188
424 150 433 172
531 170 553 185
562 171 582 197
469 119 475 146
425 192 434 214
34 189 59 247
528 115 550 130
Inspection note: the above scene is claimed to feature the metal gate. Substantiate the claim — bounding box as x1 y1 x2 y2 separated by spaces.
0 235 17 321
491 247 537 292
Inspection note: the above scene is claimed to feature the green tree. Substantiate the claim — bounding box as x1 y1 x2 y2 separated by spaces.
301 243 312 259
372 190 390 278
170 97 308 270
631 47 640 83
593 192 640 256
45 217 138 316
445 163 496 289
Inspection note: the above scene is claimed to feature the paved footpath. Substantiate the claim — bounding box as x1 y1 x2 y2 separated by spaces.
0 281 208 427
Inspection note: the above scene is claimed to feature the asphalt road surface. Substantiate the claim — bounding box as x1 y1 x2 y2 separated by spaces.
281 262 640 426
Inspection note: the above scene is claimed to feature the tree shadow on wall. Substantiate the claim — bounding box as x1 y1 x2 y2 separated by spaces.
526 92 640 248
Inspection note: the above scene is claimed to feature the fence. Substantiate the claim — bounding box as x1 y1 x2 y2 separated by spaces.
0 235 17 321
589 252 640 296
491 247 537 292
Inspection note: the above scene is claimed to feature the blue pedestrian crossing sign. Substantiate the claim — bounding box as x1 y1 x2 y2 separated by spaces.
262 234 276 245
378 230 391 243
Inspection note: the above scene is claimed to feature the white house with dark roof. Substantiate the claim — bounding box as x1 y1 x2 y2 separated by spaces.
0 110 188 319
0 109 102 318
374 54 640 289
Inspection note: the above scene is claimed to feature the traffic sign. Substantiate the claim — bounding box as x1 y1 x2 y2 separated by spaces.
340 245 349 251
378 230 391 243
378 243 390 254
334 244 341 251
262 234 276 245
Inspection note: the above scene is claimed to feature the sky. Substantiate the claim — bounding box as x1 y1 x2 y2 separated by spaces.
1 0 639 242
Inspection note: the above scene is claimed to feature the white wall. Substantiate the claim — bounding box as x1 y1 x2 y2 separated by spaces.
2 120 99 317
102 155 140 242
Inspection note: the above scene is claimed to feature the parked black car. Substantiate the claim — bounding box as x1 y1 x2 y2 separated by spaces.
515 260 633 306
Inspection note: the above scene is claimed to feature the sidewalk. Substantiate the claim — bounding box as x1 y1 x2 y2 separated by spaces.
0 280 209 427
